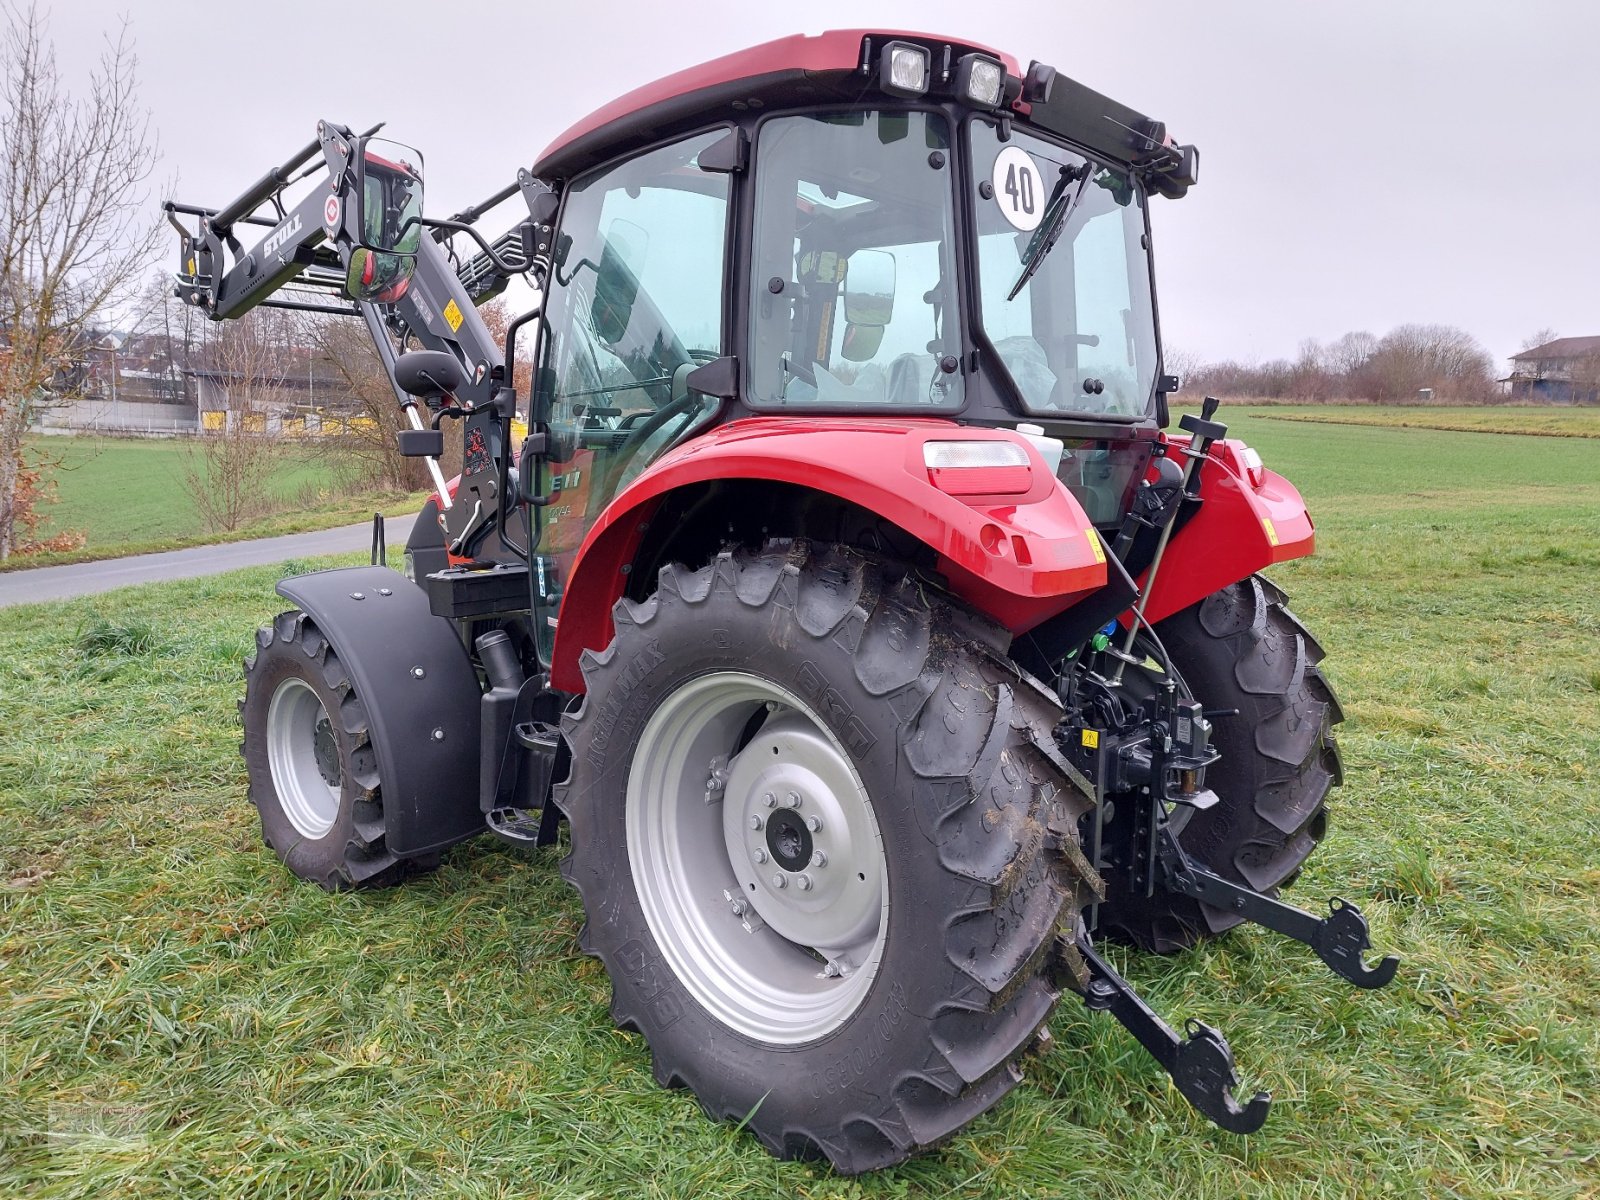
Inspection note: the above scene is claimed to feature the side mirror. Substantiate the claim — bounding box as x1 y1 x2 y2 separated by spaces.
355 137 424 256
345 247 416 303
841 249 894 362
590 219 647 346
394 349 465 399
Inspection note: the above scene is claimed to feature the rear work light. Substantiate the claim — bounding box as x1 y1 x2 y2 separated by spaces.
879 41 930 97
924 440 1033 496
954 53 1006 109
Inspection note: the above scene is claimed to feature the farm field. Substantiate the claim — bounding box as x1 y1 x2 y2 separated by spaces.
1 414 1597 1198
9 438 426 569
1205 403 1600 439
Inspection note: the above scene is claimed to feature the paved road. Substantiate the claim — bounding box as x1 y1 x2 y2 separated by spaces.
0 513 418 608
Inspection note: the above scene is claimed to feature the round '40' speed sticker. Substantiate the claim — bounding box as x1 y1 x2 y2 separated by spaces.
991 146 1045 232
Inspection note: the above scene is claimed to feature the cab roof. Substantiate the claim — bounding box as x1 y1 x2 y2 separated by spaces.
531 29 1197 200
533 30 1021 180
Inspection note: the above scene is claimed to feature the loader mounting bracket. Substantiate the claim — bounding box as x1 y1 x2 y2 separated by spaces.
1158 825 1399 988
1079 938 1270 1133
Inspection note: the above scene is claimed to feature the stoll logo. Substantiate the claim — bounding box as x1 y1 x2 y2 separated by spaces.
263 213 303 257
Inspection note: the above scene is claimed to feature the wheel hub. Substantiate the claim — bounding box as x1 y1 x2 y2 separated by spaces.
266 677 341 840
625 672 888 1044
722 713 882 958
313 715 341 789
764 809 812 870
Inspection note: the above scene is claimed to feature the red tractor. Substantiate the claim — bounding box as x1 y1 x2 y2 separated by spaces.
167 30 1394 1173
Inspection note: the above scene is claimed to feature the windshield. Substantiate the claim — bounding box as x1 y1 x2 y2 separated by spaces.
970 120 1158 417
748 111 964 409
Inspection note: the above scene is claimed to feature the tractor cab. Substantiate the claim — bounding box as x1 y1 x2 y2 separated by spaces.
523 31 1199 652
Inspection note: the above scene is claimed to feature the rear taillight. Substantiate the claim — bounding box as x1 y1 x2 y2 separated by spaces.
924 440 1032 496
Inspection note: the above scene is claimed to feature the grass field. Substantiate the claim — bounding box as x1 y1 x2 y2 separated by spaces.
2 415 1598 1198
8 438 426 570
1217 404 1600 439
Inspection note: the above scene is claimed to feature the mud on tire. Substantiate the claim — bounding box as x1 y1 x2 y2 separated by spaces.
1099 575 1343 954
555 541 1100 1174
241 610 437 890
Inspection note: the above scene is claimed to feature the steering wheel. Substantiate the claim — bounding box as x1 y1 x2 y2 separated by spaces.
616 348 721 456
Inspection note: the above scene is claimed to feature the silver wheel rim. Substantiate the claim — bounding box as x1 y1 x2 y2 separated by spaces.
266 677 341 840
626 672 888 1044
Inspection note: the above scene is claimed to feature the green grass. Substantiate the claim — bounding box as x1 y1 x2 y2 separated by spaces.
9 438 427 570
2 419 1598 1198
1225 404 1600 439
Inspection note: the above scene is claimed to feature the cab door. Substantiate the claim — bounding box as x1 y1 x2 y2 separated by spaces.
528 130 733 664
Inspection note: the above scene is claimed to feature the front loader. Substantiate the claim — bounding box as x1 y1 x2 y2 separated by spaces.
166 30 1395 1173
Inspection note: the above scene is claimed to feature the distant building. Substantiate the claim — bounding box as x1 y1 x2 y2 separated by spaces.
1503 336 1600 404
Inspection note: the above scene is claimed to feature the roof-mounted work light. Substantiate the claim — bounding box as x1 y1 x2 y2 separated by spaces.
879 41 930 98
954 53 1006 109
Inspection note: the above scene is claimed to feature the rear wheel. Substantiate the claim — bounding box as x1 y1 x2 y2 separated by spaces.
1097 575 1343 953
241 610 437 890
556 542 1098 1173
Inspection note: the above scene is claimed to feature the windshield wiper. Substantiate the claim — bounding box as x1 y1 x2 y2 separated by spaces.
1007 162 1095 301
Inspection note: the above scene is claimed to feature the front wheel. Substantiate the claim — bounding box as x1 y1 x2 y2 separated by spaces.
240 611 436 889
556 542 1098 1173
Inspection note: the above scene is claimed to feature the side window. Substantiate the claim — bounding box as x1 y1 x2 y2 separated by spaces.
530 131 729 663
1068 191 1149 416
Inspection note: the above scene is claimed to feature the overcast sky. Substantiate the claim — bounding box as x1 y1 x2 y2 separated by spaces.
46 0 1600 367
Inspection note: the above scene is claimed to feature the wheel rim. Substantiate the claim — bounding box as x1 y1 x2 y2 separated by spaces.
626 672 888 1044
266 677 342 840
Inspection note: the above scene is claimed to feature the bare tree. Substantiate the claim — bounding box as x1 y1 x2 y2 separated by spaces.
1569 353 1600 405
180 311 286 532
0 3 159 558
1519 327 1560 353
1356 324 1494 403
300 311 429 493
1327 330 1378 379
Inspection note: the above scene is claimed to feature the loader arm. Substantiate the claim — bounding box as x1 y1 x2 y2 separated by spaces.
165 120 553 556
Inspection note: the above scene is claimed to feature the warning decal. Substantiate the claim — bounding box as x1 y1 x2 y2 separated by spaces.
443 298 464 332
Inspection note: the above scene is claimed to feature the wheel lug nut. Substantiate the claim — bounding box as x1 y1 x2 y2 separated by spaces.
749 815 763 830
796 874 813 891
761 792 776 808
805 815 822 832
771 874 787 889
753 848 768 864
810 850 827 868
784 791 801 808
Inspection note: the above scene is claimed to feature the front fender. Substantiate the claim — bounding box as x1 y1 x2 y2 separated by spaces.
277 566 483 856
549 417 1109 692
1141 439 1316 624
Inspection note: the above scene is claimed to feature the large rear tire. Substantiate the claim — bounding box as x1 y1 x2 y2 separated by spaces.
556 542 1098 1173
241 610 438 890
1097 575 1343 953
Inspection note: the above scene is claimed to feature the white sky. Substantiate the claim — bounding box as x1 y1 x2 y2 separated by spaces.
49 0 1600 367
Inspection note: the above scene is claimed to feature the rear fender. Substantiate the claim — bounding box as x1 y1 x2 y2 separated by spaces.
277 566 483 856
549 417 1109 692
1140 438 1316 624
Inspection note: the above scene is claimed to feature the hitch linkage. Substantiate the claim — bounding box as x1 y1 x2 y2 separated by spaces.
1158 825 1399 988
1079 938 1271 1133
